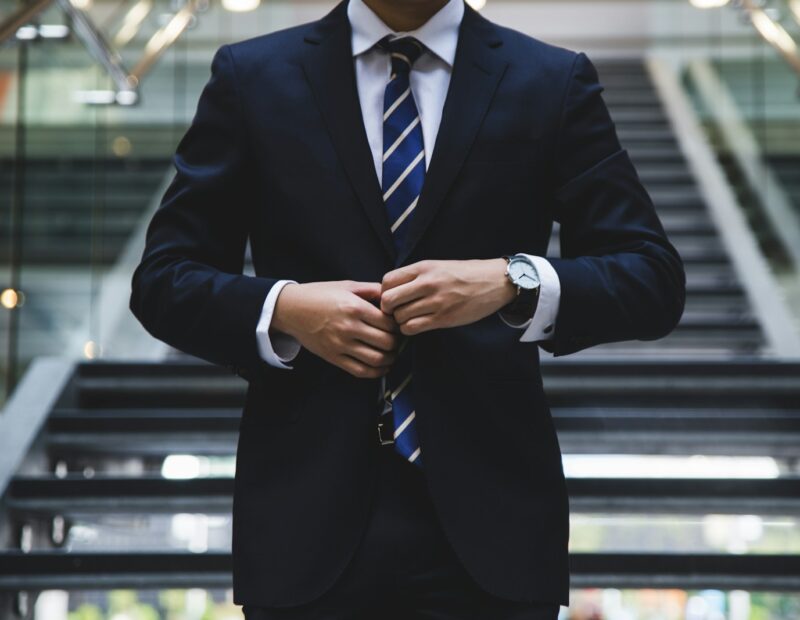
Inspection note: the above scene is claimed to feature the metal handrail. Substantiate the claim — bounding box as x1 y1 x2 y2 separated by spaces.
741 0 800 78
0 0 52 45
129 0 201 83
0 0 202 104
55 0 137 96
646 56 800 357
0 357 73 499
686 59 800 270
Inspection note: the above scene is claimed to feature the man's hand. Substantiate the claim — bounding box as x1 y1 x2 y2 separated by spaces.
381 259 518 336
271 280 401 378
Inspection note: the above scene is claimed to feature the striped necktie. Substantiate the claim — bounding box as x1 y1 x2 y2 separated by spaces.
378 34 426 468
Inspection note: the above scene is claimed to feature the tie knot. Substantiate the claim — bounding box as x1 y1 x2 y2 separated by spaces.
377 35 425 74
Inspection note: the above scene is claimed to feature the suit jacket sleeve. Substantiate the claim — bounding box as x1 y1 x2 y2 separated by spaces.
541 51 686 357
129 44 279 370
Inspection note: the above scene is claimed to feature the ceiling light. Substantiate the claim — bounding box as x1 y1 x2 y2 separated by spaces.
751 10 798 54
689 0 730 7
15 26 37 40
221 0 260 12
38 24 70 38
115 0 153 47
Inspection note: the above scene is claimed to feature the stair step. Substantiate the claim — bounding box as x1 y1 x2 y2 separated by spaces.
608 109 670 124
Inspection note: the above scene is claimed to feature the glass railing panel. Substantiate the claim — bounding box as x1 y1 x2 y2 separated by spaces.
62 513 234 552
713 54 800 221
1 0 321 406
0 0 223 406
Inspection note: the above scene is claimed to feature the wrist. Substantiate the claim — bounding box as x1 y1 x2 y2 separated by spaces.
271 282 301 339
492 258 518 309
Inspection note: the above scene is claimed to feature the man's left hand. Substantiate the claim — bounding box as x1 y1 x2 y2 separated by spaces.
380 259 518 336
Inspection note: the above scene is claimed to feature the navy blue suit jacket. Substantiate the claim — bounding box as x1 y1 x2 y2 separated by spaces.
130 0 685 608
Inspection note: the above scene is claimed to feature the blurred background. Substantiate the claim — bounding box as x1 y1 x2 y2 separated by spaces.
1 0 800 617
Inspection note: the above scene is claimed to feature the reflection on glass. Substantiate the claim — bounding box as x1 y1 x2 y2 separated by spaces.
161 454 237 479
564 455 780 479
565 589 800 620
570 513 800 554
48 508 800 557
34 588 241 620
64 513 232 552
27 588 800 619
56 452 796 480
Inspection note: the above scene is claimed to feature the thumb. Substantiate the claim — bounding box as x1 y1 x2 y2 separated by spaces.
348 281 382 303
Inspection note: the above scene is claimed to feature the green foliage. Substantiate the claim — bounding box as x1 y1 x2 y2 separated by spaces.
67 603 103 620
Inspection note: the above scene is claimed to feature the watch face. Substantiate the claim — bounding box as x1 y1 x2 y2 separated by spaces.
508 257 540 290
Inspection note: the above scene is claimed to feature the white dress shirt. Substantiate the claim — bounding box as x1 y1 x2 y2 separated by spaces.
255 0 561 368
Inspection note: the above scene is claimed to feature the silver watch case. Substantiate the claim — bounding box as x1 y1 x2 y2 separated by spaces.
505 254 541 292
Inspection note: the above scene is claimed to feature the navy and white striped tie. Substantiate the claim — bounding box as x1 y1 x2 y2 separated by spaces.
378 34 426 468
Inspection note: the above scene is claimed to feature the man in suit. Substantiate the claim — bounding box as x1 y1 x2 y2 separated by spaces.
129 0 686 616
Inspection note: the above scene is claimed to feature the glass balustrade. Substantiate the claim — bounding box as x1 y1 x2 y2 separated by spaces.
0 0 321 403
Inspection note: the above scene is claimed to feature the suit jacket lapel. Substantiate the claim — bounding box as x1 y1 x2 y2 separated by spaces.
301 0 508 267
301 0 396 262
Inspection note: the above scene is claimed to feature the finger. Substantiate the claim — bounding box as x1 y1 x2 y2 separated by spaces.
347 340 396 368
355 324 401 353
393 297 439 325
399 314 436 336
348 281 382 303
342 342 394 369
358 300 401 333
381 277 429 314
338 355 388 379
381 261 426 293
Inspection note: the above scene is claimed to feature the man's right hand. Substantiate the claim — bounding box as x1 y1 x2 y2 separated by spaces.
270 280 401 378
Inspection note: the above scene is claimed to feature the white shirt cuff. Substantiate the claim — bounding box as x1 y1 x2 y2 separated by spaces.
498 255 560 342
255 279 302 369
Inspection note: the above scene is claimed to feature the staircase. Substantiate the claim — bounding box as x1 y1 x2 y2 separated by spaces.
547 60 768 358
0 155 171 388
0 157 168 265
767 154 800 216
1 59 799 618
2 356 800 615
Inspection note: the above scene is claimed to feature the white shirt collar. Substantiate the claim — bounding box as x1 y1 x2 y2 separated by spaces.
348 0 464 67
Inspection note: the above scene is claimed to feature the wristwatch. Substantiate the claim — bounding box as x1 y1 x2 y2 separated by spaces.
502 254 541 321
